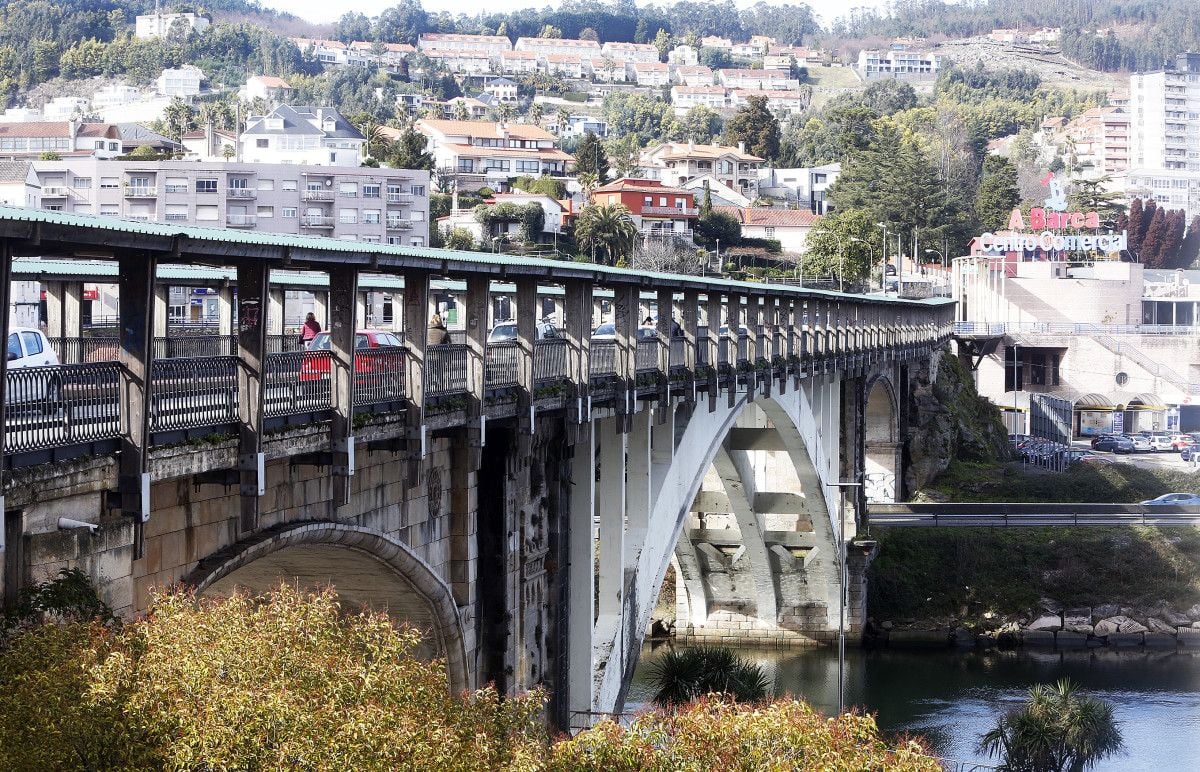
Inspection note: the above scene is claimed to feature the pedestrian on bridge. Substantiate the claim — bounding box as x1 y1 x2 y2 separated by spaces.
428 313 448 345
300 312 321 348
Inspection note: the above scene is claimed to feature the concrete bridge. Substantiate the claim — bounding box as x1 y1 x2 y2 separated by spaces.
0 206 952 725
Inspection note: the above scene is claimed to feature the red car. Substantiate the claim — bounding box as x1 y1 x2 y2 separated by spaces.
298 329 405 381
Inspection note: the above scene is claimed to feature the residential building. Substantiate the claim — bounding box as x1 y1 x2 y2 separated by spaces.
239 105 366 167
241 76 292 103
292 39 349 65
731 37 774 59
135 12 210 39
156 65 204 97
544 53 584 79
414 119 573 192
602 41 659 63
1125 168 1200 217
631 61 671 87
672 65 715 87
0 121 122 160
44 97 90 121
669 45 699 66
435 97 490 120
639 141 765 199
482 77 519 104
756 164 840 213
513 37 600 58
92 84 141 110
586 56 628 82
714 206 818 254
701 36 733 50
423 49 494 75
182 127 238 162
1057 106 1129 178
670 85 728 111
592 178 698 240
1028 28 1061 44
0 108 42 123
0 160 39 208
717 69 800 90
30 158 430 246
117 124 180 156
1130 53 1200 172
762 54 796 72
438 192 564 244
728 89 807 115
990 28 1025 44
678 175 751 207
856 47 940 79
500 50 539 75
551 115 608 141
417 33 512 55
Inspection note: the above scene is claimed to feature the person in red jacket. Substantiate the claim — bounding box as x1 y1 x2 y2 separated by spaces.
299 312 321 348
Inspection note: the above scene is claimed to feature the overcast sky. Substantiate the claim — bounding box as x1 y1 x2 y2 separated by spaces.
256 0 893 28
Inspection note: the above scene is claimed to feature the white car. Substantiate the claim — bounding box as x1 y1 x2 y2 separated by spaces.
6 327 61 406
1146 434 1174 452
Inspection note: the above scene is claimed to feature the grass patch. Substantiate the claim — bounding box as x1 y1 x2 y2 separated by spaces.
916 459 1200 503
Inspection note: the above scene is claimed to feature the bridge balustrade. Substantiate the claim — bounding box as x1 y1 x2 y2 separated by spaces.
264 350 331 417
486 342 520 388
356 347 409 405
635 338 661 373
149 356 240 432
588 340 617 380
533 339 569 383
3 363 124 453
425 344 467 398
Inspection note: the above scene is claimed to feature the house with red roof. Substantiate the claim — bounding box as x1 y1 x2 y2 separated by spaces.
591 178 699 240
714 205 820 254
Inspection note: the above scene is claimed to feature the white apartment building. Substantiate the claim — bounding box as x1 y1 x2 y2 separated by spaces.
717 69 800 90
0 160 39 208
630 61 671 87
0 108 42 123
423 49 494 75
602 42 659 63
241 76 292 103
639 141 764 199
414 119 573 192
292 39 349 65
240 105 366 167
544 54 584 79
668 45 699 66
1125 168 1200 218
31 158 430 247
1130 53 1200 172
513 37 600 58
156 65 204 98
500 51 539 75
135 12 210 39
482 78 519 104
44 97 90 121
92 84 141 110
0 121 122 160
856 48 940 79
550 115 608 140
417 33 512 55
756 164 840 213
670 86 728 111
729 89 807 114
585 56 628 82
673 65 715 86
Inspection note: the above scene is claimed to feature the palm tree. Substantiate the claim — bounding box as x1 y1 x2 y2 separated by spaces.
576 171 599 199
528 102 544 127
979 679 1124 772
495 102 516 124
451 99 470 122
574 203 638 266
647 646 768 708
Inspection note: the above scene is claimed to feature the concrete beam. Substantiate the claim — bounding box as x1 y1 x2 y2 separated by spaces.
568 420 596 715
712 447 777 625
726 427 786 452
597 416 626 619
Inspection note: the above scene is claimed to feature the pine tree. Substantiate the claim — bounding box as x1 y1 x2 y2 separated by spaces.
974 155 1019 232
1138 199 1157 249
1141 206 1167 267
1162 209 1186 267
724 95 780 162
1126 198 1143 256
700 181 713 216
1179 215 1200 269
573 131 609 182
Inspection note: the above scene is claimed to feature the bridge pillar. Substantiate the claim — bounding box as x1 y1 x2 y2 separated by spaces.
725 292 742 408
625 408 651 574
117 250 157 554
704 292 721 412
401 269 429 486
234 260 270 534
515 279 537 440
567 417 596 716
655 288 671 411
464 276 488 466
597 416 626 620
612 285 635 431
217 282 234 337
267 287 285 335
565 281 591 424
152 284 168 340
329 264 359 507
44 281 83 342
0 240 11 584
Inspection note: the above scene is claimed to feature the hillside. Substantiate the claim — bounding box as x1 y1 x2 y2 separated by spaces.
934 37 1125 92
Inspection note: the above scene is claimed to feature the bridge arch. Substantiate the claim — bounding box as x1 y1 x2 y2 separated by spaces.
863 374 900 503
186 523 469 693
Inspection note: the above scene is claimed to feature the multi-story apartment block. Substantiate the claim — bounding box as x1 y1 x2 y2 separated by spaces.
856 47 939 79
513 37 600 58
544 54 584 79
728 89 808 115
717 69 800 90
673 65 715 86
670 86 728 111
1125 169 1200 217
239 105 365 167
500 50 539 75
423 49 495 75
549 115 608 141
756 164 840 213
0 121 122 160
1058 106 1129 178
30 159 430 246
135 12 210 39
639 141 764 199
601 41 659 63
585 56 628 82
292 39 350 65
630 61 671 87
156 65 204 97
668 45 699 66
44 97 90 121
417 33 512 56
1130 53 1200 172
414 119 573 192
92 84 141 110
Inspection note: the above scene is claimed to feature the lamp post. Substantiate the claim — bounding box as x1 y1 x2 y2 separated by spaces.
924 247 945 271
825 480 862 716
850 237 874 292
876 222 888 292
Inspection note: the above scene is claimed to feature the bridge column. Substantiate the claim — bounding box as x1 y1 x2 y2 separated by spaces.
515 279 537 439
565 281 592 423
655 289 671 413
311 290 329 330
567 417 596 717
44 281 83 344
464 276 488 465
755 296 770 398
117 250 157 554
626 408 651 566
0 240 12 576
329 265 359 507
402 269 429 485
704 292 721 412
597 416 626 620
234 260 269 535
681 290 699 405
267 287 284 336
612 284 636 430
153 284 168 342
725 292 742 408
217 282 234 338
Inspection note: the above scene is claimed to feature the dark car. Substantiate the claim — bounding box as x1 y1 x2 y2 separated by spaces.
1093 435 1134 453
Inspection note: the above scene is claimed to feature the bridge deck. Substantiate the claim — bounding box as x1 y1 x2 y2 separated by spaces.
868 503 1200 527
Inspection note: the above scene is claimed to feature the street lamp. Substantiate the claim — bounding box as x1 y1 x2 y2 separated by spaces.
825 480 862 716
850 237 874 292
924 247 945 269
876 222 888 292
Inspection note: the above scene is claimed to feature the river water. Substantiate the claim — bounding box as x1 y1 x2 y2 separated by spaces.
627 645 1200 770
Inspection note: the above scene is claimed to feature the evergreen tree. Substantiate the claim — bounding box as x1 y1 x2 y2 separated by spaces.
1068 177 1125 225
1162 209 1187 267
724 95 780 162
973 155 1019 232
700 181 713 217
1141 206 1167 267
1138 199 1157 249
1126 198 1143 256
634 18 649 44
573 131 610 182
1180 215 1200 269
386 127 434 171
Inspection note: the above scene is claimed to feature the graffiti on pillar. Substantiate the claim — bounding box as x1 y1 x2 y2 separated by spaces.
864 471 896 503
238 299 260 333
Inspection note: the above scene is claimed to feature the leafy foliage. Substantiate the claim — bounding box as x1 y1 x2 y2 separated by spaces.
723 95 780 162
647 646 768 706
475 201 545 242
694 210 741 248
803 208 878 288
574 202 638 265
980 679 1124 772
975 155 1020 232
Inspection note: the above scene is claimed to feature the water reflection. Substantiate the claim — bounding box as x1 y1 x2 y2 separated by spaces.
628 644 1200 769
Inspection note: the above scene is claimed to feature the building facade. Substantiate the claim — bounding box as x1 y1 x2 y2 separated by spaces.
135 12 210 39
639 141 765 200
415 119 573 192
592 178 698 239
240 105 366 167
856 47 940 79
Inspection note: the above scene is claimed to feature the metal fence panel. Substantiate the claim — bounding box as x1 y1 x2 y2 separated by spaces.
355 347 408 405
264 350 332 416
150 356 239 432
534 339 569 382
3 363 123 453
425 344 467 397
486 342 520 388
589 341 617 378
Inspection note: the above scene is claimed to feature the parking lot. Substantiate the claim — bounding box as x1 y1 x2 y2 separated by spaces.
1071 439 1200 472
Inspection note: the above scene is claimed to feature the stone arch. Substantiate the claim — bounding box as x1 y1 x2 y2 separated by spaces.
185 522 470 694
863 374 900 503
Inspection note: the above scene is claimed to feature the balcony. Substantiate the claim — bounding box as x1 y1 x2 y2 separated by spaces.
386 219 413 230
641 227 694 240
164 213 188 221
227 188 257 199
301 215 334 228
124 187 157 198
642 205 699 217
226 214 257 227
386 192 412 204
41 186 67 197
302 190 335 201
164 184 188 193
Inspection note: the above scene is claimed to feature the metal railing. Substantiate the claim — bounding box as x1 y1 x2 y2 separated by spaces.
954 320 1200 337
425 344 467 397
49 336 120 364
589 341 617 379
354 347 407 406
267 335 308 354
486 342 519 387
149 356 239 432
4 363 124 454
154 335 237 359
668 337 686 369
533 339 569 382
636 338 661 372
265 350 330 417
868 502 1200 528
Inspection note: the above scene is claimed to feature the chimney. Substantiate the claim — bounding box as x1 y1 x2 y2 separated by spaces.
688 139 695 152
738 141 746 154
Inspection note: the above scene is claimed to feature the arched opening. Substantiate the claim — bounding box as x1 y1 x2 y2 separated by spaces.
864 378 899 503
187 523 469 693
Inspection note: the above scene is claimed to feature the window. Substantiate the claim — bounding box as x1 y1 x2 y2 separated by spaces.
410 210 424 221
196 179 218 193
363 183 380 198
44 204 63 211
410 237 425 246
516 160 539 173
338 235 357 241
229 177 249 189
363 209 381 224
339 182 358 197
282 207 297 219
410 185 425 196
675 197 686 209
256 206 274 218
338 208 357 224
73 176 91 188
7 333 19 359
20 331 43 356
257 178 274 191
164 176 188 193
362 235 381 243
100 205 119 216
764 226 775 237
100 177 119 189
256 138 269 148
282 179 298 191
644 196 653 206
194 205 218 221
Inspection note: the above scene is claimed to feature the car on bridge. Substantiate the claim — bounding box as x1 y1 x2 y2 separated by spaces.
487 319 558 344
6 327 61 409
298 329 405 382
1092 434 1134 453
1140 493 1200 506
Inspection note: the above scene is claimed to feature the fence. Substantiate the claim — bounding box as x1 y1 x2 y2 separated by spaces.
264 350 331 417
149 356 239 432
425 344 467 397
635 338 661 373
486 342 520 388
3 363 124 453
355 347 408 405
533 339 569 383
589 341 617 380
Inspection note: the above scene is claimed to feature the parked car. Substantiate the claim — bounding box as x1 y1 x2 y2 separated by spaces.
1147 434 1175 452
1181 445 1200 462
1061 449 1101 465
1089 434 1113 449
487 319 557 344
1170 434 1195 451
1140 493 1200 506
1123 434 1153 452
299 329 404 381
5 327 61 407
1092 435 1134 453
591 323 657 341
